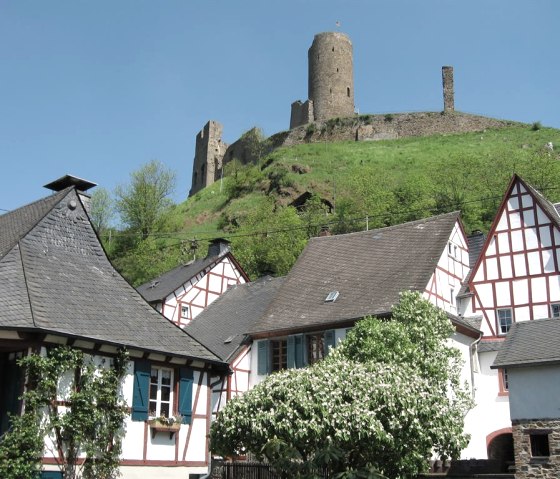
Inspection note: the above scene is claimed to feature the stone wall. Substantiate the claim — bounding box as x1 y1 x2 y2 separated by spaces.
308 32 354 122
512 418 560 479
290 100 314 129
271 111 519 148
189 120 228 196
442 66 455 112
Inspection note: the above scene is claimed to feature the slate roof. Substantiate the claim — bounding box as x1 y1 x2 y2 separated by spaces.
252 212 462 336
492 318 560 368
478 339 504 353
186 276 285 362
521 176 560 228
0 187 222 363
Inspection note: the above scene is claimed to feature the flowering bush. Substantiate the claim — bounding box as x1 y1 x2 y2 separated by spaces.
210 292 472 478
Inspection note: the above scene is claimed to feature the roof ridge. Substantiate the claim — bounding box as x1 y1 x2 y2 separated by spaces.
310 211 460 243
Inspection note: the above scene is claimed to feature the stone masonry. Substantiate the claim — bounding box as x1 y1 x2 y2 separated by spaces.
442 66 455 112
290 32 354 129
512 419 560 479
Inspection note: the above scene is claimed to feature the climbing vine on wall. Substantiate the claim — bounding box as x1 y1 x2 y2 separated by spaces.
0 346 129 479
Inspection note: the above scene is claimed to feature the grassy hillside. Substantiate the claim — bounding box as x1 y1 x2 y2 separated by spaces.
110 124 560 285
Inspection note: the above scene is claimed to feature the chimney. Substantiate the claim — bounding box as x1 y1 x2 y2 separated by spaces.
44 174 97 211
206 238 231 258
442 66 454 113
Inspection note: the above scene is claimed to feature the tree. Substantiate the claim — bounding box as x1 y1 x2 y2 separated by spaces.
231 200 308 278
89 187 113 236
0 347 129 479
115 160 176 237
210 292 472 478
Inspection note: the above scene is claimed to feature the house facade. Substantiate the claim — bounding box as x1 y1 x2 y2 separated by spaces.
0 177 228 479
492 318 560 479
137 239 249 328
459 175 560 462
247 212 482 454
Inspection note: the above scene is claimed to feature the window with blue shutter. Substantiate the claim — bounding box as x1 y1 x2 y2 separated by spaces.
178 368 194 424
287 335 296 368
294 334 304 368
257 340 270 375
131 360 150 421
324 330 336 356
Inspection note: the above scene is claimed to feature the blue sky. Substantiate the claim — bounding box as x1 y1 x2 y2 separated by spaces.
1 0 558 214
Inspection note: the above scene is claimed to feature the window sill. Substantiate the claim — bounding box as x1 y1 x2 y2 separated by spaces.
498 391 509 397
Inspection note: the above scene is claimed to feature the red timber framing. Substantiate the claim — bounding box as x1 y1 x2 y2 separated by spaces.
163 254 248 328
210 346 252 419
424 220 470 313
469 175 560 338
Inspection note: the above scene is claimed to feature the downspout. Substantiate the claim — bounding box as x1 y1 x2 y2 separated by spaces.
469 330 483 399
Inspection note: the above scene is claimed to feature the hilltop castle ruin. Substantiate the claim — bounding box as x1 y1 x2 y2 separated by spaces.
189 32 511 197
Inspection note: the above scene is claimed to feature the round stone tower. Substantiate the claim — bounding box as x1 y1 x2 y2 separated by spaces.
308 32 354 122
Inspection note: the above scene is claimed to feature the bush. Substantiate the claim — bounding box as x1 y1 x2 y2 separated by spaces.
531 121 542 131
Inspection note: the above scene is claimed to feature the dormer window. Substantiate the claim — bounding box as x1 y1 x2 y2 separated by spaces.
325 291 339 302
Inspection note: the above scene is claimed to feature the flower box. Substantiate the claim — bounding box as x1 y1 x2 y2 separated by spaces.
148 419 181 439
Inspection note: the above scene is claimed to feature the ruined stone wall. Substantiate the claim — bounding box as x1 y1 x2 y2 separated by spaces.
290 100 314 129
271 112 518 148
189 121 228 196
442 66 455 112
308 32 354 122
512 418 560 479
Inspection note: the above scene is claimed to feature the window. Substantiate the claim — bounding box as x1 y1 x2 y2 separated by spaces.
150 367 173 418
325 291 339 302
497 309 513 335
307 334 325 365
448 242 452 254
450 288 455 306
551 303 560 318
454 245 458 258
271 340 287 372
530 432 550 457
181 305 189 320
498 368 509 396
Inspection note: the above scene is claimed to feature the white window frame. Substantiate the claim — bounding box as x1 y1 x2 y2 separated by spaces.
497 308 513 335
180 304 189 319
149 366 174 418
551 303 560 318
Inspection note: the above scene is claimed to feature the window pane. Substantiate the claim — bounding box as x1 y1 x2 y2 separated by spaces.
150 384 157 401
161 385 171 402
160 403 170 418
161 370 171 386
151 369 158 383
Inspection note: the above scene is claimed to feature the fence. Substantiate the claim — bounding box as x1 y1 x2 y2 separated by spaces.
219 462 330 479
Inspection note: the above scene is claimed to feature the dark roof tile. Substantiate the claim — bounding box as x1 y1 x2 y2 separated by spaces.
253 212 460 335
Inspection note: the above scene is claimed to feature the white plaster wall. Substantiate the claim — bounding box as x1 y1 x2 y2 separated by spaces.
120 465 208 479
462 351 511 459
508 365 560 420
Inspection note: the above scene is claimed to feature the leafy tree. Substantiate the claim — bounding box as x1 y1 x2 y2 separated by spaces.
89 187 113 236
231 200 308 278
115 160 176 237
0 347 129 479
210 292 472 478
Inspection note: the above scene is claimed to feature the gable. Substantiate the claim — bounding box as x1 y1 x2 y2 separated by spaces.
469 175 560 337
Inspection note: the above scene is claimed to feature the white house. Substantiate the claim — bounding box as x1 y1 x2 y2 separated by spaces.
459 174 560 463
0 176 228 479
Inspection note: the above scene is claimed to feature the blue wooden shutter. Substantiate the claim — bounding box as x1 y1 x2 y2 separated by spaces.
179 368 194 424
287 335 296 368
294 334 305 368
257 340 269 375
41 472 63 479
131 360 150 421
324 330 336 356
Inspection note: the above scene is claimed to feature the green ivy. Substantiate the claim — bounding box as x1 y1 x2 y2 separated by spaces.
0 346 129 479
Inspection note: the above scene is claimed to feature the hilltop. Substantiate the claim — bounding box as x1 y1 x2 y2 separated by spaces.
109 123 560 285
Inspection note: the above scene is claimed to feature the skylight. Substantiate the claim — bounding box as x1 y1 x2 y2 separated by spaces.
325 291 339 303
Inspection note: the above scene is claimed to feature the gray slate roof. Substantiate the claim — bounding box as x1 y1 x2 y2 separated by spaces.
137 256 222 303
0 188 222 363
186 276 285 362
478 339 504 353
252 212 462 336
493 318 560 368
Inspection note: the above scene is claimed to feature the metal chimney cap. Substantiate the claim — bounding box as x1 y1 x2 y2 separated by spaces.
43 175 97 192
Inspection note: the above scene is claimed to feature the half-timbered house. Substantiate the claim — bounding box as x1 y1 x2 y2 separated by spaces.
137 239 249 327
185 276 285 417
0 176 228 479
458 174 560 463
